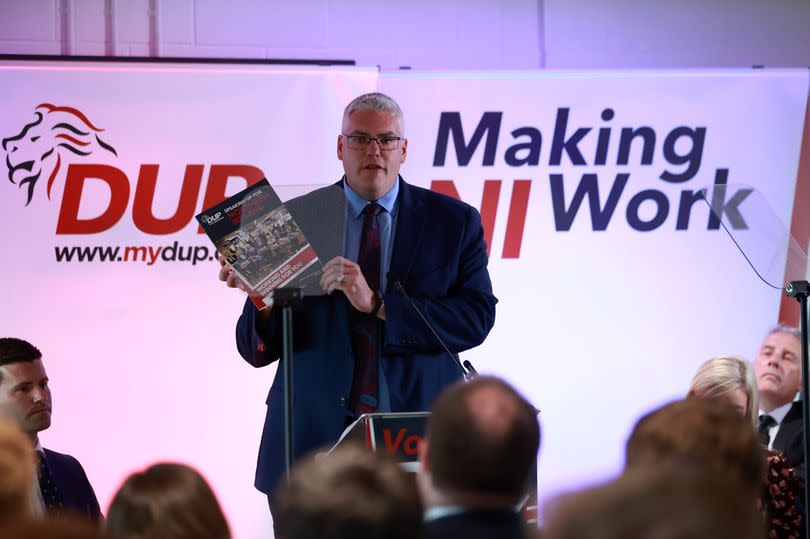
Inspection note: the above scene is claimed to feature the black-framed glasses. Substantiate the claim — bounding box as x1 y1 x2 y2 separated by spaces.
342 134 402 151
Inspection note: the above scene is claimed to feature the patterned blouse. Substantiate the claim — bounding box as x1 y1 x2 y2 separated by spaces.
763 451 802 539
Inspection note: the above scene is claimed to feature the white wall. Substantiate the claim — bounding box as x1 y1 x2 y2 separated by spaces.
1 0 809 68
542 0 810 68
0 0 542 68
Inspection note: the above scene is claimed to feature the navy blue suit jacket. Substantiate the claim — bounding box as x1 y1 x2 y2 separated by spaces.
425 510 529 539
43 448 102 521
236 178 497 496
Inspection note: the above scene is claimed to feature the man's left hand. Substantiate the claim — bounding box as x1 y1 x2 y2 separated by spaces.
320 256 376 314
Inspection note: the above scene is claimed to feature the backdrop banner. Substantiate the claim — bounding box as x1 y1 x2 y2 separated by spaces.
0 62 807 535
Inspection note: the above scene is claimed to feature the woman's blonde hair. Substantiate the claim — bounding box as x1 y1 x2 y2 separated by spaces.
687 355 758 426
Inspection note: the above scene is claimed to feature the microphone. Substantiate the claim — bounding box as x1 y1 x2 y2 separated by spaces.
387 272 477 381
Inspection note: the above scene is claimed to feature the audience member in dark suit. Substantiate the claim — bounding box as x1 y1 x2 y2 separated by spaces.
753 324 804 478
417 376 539 539
0 338 101 521
275 443 422 539
106 463 230 539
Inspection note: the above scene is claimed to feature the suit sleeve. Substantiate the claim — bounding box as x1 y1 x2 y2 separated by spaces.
236 298 282 368
383 204 497 354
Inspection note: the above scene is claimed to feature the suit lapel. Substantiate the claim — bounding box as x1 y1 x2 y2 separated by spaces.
773 401 803 449
388 178 425 289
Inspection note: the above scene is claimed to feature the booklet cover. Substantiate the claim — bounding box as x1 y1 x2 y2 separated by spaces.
196 179 321 310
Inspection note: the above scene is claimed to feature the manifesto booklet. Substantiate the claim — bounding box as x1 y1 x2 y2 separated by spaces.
196 179 321 310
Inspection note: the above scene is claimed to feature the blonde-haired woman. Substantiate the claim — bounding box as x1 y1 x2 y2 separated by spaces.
688 355 758 424
688 355 801 539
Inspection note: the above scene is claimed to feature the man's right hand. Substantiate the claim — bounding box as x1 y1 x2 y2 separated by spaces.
217 255 248 291
218 255 274 323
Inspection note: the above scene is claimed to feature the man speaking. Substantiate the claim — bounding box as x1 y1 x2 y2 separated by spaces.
219 92 497 511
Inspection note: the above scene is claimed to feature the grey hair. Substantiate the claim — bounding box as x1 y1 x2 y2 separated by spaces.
342 92 405 134
766 324 802 342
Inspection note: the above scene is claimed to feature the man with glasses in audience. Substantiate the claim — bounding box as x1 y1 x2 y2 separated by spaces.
219 92 497 517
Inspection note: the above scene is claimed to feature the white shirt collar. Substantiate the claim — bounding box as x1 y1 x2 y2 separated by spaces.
760 401 794 425
424 505 467 522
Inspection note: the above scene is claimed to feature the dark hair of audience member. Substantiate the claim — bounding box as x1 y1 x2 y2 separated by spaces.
0 416 36 521
542 468 764 539
427 376 539 499
0 338 42 382
105 462 230 539
275 443 423 539
0 514 111 539
625 398 765 498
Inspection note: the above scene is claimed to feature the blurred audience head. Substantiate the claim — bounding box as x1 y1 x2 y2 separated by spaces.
752 324 802 412
420 375 539 508
0 416 36 520
0 515 110 539
625 398 764 500
275 443 422 539
105 462 230 539
687 355 758 424
0 338 51 441
542 468 764 539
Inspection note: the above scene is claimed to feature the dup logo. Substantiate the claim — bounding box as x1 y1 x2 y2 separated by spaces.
2 103 265 235
2 103 117 206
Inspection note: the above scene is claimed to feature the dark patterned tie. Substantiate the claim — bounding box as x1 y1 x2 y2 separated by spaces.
349 202 382 415
758 414 776 447
37 451 64 512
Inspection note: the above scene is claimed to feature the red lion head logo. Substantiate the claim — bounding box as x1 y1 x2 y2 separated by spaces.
2 103 117 206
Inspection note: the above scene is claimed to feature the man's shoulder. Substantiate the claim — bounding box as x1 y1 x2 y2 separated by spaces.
785 401 804 423
43 447 85 471
401 180 476 216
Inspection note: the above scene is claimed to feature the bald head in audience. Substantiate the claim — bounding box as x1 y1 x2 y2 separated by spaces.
419 376 540 508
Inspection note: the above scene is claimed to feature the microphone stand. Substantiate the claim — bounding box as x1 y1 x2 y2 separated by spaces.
273 286 303 479
786 280 810 536
392 280 476 380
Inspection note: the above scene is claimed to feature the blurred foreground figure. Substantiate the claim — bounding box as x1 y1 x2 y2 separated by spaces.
0 514 110 539
0 416 36 520
275 443 422 539
542 469 764 539
418 376 539 539
105 463 230 539
625 398 765 502
0 337 101 520
688 354 802 537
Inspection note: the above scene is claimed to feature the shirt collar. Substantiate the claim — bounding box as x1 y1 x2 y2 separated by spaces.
761 400 795 425
343 176 399 219
424 505 467 522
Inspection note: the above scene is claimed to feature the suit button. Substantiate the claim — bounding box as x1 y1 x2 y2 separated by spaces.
340 397 347 407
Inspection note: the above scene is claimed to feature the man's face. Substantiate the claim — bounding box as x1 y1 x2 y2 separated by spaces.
0 359 52 438
337 109 407 201
753 332 802 409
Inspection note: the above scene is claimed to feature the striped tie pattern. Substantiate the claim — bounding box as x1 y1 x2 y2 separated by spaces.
348 202 382 415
